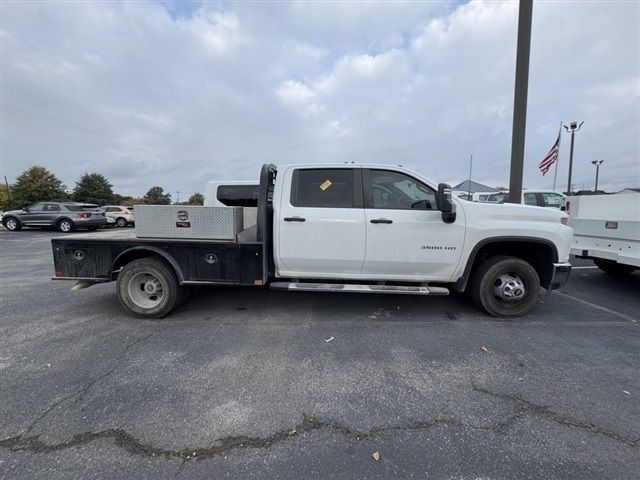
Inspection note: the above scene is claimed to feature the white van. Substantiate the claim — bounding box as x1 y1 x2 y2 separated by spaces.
205 181 259 227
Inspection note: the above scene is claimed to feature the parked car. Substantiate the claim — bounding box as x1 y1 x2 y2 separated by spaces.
101 205 135 227
487 190 565 208
2 202 107 232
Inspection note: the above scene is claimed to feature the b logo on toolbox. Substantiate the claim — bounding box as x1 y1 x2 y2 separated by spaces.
176 210 190 228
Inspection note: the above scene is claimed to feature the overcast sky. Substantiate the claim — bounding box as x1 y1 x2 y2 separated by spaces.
1 1 638 198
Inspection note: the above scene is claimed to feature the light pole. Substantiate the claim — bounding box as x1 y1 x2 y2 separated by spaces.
507 0 533 204
564 121 583 194
591 160 604 192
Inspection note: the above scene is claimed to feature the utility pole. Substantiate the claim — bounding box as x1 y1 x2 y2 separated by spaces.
176 191 180 204
591 160 604 192
564 121 583 194
507 0 533 204
4 176 12 207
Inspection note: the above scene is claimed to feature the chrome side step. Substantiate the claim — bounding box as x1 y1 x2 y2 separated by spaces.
269 282 449 296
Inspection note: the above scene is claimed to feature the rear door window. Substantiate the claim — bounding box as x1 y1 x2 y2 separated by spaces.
291 169 356 208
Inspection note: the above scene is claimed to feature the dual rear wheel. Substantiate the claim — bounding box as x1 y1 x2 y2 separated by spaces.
116 258 189 319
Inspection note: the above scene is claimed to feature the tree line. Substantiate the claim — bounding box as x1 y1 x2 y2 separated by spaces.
0 166 204 210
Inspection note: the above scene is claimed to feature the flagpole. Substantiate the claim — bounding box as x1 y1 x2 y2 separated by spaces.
552 122 562 191
468 154 473 199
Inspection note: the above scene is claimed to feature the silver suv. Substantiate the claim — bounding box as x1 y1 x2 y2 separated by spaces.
101 206 134 227
2 202 107 232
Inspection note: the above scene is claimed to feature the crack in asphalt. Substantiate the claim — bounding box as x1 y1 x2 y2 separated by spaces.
2 383 637 462
18 333 153 436
0 415 494 462
471 383 640 449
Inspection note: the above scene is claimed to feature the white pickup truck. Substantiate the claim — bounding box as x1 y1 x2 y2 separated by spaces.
50 164 573 318
564 193 639 275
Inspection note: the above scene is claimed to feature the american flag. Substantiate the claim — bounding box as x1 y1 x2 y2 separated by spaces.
538 132 561 175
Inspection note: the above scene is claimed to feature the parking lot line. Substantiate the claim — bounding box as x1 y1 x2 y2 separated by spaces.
555 290 639 323
571 266 599 270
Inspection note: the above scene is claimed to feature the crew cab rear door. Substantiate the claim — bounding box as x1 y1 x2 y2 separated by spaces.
276 167 366 276
361 168 465 280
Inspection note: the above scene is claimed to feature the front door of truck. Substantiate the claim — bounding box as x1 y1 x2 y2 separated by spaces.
361 169 465 280
276 167 366 276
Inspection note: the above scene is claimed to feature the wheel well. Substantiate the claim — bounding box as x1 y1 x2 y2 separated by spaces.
458 240 556 291
111 248 183 282
57 217 73 225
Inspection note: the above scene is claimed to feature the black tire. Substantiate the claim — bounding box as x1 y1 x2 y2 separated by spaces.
594 258 636 276
470 255 540 318
58 219 74 233
116 217 127 228
116 257 180 319
3 217 21 231
175 285 191 309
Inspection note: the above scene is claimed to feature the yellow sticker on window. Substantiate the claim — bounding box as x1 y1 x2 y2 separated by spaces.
320 179 332 191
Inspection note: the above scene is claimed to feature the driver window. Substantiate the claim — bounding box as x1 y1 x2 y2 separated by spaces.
368 170 436 210
28 203 45 212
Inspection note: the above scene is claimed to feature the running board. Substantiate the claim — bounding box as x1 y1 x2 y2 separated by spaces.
269 282 449 296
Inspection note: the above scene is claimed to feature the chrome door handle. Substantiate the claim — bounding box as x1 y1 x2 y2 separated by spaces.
284 217 306 222
370 218 393 224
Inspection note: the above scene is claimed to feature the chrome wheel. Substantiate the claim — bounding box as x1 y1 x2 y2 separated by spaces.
493 272 526 302
5 219 17 231
59 220 72 232
116 217 127 227
127 272 165 309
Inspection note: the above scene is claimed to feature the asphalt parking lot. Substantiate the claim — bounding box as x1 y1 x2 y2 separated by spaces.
1 229 638 479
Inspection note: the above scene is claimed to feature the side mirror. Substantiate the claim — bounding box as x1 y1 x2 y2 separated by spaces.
436 183 456 223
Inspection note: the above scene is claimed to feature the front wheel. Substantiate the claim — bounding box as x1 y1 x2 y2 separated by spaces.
470 256 540 318
116 257 181 318
116 217 128 228
3 217 21 231
594 258 636 276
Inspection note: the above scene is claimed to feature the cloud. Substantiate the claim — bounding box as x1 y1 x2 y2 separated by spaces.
1 0 638 197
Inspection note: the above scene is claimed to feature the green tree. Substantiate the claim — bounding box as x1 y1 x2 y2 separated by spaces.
73 173 115 205
144 186 171 205
10 166 67 207
113 194 145 207
188 192 204 205
0 183 11 210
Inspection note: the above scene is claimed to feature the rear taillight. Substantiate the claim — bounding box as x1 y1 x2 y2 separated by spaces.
75 212 90 218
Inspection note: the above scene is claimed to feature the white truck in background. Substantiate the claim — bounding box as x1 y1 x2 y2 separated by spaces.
205 180 259 227
563 194 640 275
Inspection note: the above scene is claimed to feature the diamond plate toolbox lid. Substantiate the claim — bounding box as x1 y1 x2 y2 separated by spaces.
134 205 243 240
